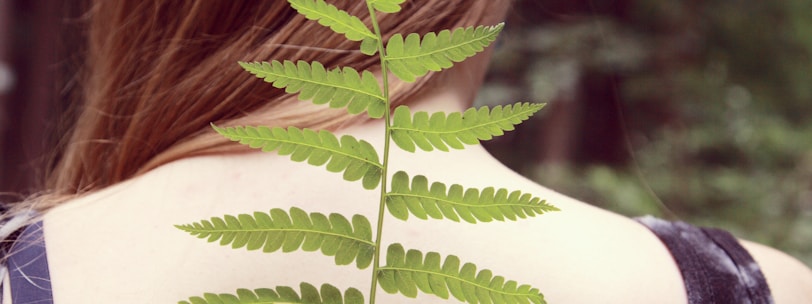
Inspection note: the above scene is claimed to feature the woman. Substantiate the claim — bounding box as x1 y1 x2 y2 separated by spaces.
2 0 811 303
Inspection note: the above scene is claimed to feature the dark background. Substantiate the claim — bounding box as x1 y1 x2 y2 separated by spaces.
2 1 810 266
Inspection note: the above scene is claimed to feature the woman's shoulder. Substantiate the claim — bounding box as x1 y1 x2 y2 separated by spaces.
37 153 690 303
40 152 810 303
741 240 812 302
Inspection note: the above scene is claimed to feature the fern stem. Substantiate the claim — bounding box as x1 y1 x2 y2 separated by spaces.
365 3 390 304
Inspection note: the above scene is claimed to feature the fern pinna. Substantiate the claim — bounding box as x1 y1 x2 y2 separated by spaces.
175 1 557 303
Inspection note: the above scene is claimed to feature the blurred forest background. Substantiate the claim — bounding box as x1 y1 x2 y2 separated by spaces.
1 0 810 267
479 0 812 267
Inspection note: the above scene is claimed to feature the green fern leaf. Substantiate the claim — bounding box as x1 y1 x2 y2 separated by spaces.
384 23 504 82
287 0 377 51
239 61 386 118
368 0 406 13
178 283 365 304
378 244 546 304
386 171 558 223
175 207 375 269
390 103 545 153
213 125 383 190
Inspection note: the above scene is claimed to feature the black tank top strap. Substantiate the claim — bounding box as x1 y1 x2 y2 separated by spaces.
636 216 774 304
1 219 54 304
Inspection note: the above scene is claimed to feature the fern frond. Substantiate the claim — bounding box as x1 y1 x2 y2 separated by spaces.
213 125 383 190
178 283 364 304
385 171 558 223
384 23 504 82
390 103 545 153
287 0 376 48
175 207 375 269
378 244 546 304
239 61 386 118
368 0 405 13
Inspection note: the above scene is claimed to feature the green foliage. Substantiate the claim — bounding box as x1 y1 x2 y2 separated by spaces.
176 207 375 269
179 283 364 304
483 0 812 267
212 125 382 190
385 24 505 82
386 171 558 223
378 244 546 304
239 61 386 118
178 1 553 303
391 103 545 152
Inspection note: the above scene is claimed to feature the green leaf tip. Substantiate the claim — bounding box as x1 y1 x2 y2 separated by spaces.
379 244 547 304
391 102 546 153
175 207 375 269
212 124 382 190
368 0 406 13
178 283 365 304
386 171 558 223
385 23 505 82
287 0 376 42
238 60 386 118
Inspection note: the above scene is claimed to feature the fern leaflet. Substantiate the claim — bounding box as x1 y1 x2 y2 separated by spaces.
239 61 386 118
384 23 504 82
390 103 545 153
287 0 377 51
213 125 382 190
386 171 558 223
175 207 374 269
367 0 405 13
178 283 364 304
378 244 546 304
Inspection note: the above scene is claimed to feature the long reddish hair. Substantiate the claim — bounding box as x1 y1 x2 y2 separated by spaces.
38 0 505 209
